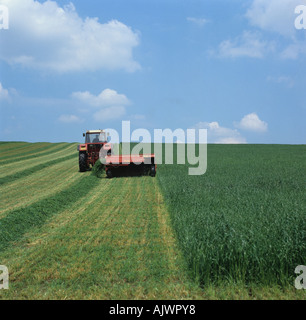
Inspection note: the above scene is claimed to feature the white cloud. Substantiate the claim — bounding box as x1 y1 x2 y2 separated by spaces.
245 0 306 59
72 88 130 122
216 1 306 60
246 0 302 38
58 114 82 123
0 0 140 72
194 121 246 144
0 82 9 100
235 113 268 133
72 89 130 108
218 31 274 58
187 17 209 27
267 75 294 87
93 106 126 122
216 137 246 144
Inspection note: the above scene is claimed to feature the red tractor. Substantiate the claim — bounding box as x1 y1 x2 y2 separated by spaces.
77 130 111 172
78 130 156 178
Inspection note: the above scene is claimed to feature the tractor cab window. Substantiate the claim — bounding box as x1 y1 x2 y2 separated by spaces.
85 133 107 143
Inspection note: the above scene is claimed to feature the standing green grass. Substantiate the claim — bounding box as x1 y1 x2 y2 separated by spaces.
157 144 306 289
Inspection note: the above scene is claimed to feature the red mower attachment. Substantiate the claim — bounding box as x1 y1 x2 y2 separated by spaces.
105 154 156 178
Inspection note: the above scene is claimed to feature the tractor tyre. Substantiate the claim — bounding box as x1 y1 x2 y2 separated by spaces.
79 152 88 172
106 169 113 179
150 164 156 177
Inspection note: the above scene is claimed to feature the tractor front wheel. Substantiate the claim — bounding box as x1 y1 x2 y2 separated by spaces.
150 164 156 177
79 152 88 172
106 168 113 179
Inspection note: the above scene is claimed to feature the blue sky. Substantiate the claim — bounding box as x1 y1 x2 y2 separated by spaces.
0 0 305 144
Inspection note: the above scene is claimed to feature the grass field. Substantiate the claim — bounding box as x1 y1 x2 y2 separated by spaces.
0 142 305 300
158 144 306 287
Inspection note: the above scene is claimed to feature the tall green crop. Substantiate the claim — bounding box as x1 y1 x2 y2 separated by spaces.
157 144 306 286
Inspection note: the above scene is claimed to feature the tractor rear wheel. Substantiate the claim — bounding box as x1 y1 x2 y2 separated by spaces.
79 152 88 172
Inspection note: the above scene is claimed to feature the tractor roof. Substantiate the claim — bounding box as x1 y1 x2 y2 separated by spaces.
86 130 105 134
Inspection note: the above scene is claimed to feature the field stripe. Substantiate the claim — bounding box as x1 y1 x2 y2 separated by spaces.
0 143 51 160
0 144 77 178
0 143 52 159
0 142 29 152
0 153 77 186
0 158 80 217
0 143 70 163
0 174 100 252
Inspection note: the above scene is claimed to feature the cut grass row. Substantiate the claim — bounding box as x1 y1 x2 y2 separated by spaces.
0 142 53 159
0 142 29 152
0 142 70 163
0 173 100 253
0 158 81 217
0 143 77 179
0 153 77 186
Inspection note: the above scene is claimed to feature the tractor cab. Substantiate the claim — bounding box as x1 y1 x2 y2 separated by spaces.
78 130 111 171
83 131 108 143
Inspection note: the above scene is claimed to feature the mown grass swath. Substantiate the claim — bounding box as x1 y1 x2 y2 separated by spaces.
0 143 70 163
0 143 53 160
0 142 29 152
157 144 306 286
0 153 77 186
0 174 100 252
